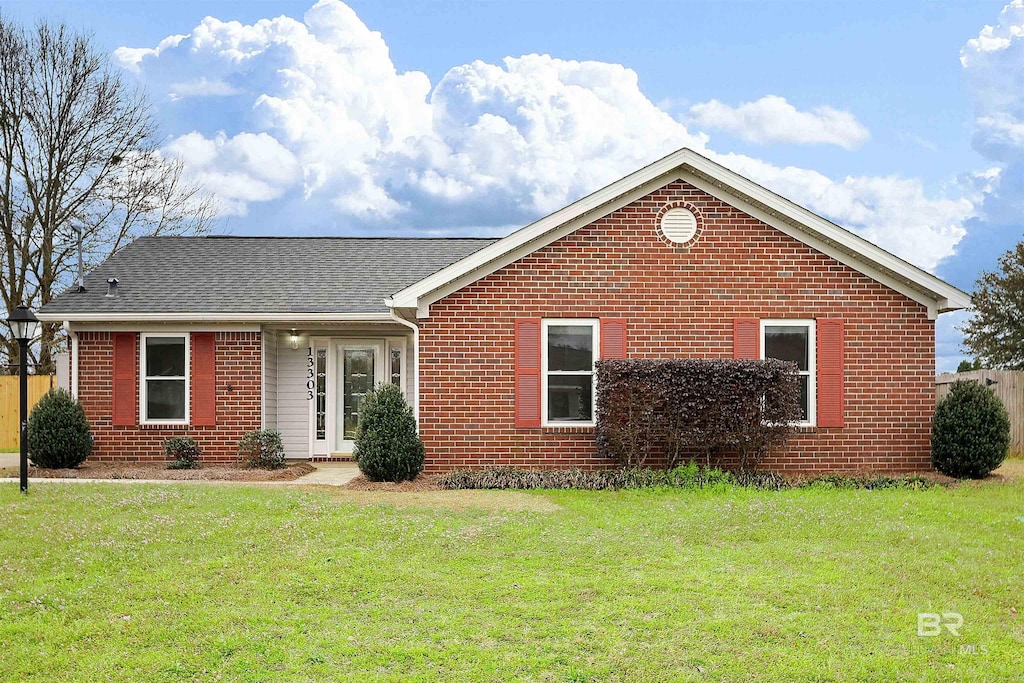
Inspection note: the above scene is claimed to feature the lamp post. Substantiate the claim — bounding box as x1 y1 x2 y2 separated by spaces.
6 306 39 493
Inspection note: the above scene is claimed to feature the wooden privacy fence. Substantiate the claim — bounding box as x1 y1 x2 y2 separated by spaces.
0 375 55 450
936 370 1024 457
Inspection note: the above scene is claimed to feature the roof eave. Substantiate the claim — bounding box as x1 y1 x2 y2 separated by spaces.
36 311 397 323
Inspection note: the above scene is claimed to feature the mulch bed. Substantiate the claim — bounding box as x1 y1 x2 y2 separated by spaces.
340 474 440 492
1 461 316 481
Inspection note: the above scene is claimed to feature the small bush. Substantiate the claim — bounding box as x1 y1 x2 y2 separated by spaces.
27 389 92 469
163 436 201 469
237 429 286 470
932 380 1011 478
354 383 424 482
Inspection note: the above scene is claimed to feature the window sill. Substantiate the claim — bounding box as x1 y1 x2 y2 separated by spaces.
541 425 595 434
139 422 190 430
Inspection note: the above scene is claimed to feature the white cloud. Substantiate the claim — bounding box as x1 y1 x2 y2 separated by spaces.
960 0 1024 164
168 77 244 100
687 95 871 149
120 0 972 270
162 132 301 215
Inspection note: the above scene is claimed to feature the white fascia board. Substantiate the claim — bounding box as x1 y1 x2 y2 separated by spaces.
389 147 971 316
36 311 396 323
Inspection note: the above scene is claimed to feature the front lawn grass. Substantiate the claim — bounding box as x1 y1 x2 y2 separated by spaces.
0 475 1021 681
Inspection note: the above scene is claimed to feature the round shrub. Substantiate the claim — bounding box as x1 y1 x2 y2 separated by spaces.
237 429 286 469
354 383 424 482
932 380 1011 478
164 436 201 469
27 388 92 469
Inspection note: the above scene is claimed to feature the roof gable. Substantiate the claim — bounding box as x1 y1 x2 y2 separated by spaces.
387 148 971 320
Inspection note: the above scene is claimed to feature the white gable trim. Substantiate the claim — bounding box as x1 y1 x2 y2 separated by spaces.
387 148 971 319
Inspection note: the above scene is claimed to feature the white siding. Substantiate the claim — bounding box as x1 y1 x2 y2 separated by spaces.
261 329 278 430
276 332 310 459
273 330 414 458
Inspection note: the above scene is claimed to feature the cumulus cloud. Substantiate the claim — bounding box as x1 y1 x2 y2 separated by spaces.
938 0 1023 285
687 95 871 149
162 132 301 215
117 0 971 270
934 0 1024 370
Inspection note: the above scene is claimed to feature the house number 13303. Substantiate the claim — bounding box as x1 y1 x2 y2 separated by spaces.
307 347 315 400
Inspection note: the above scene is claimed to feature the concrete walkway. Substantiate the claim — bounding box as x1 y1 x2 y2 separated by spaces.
287 462 360 486
0 453 18 468
0 461 362 487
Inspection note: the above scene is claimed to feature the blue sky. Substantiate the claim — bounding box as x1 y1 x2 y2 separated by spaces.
4 0 1022 369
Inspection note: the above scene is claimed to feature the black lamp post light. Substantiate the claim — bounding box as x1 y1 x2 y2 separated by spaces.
6 305 39 493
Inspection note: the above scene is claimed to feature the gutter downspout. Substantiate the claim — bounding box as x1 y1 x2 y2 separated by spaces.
63 320 79 399
387 308 420 426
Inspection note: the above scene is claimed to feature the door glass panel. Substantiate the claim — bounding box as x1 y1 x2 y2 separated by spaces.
390 347 402 386
337 348 375 446
315 348 327 440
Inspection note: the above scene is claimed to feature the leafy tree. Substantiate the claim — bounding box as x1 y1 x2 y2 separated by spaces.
955 358 984 373
0 16 215 373
961 242 1024 370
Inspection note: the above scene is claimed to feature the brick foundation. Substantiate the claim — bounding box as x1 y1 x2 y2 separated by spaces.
77 331 261 464
418 180 935 474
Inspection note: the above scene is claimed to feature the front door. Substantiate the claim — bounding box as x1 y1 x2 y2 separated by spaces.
334 341 383 453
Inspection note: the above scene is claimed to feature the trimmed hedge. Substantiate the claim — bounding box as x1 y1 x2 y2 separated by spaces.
932 380 1011 478
437 465 938 492
595 358 802 470
27 389 92 469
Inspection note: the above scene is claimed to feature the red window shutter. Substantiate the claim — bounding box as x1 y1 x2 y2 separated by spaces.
192 332 217 426
600 319 627 359
514 318 541 428
733 318 760 359
816 319 845 427
112 332 137 426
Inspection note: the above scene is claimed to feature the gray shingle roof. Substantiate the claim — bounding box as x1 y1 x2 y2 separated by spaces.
41 236 497 316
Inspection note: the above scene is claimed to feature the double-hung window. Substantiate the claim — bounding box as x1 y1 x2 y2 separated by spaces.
140 333 189 423
542 319 598 426
761 320 815 425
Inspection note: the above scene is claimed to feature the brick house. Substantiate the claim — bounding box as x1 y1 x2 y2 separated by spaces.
37 149 970 472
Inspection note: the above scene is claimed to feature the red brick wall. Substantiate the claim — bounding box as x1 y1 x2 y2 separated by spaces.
77 331 261 463
419 180 936 474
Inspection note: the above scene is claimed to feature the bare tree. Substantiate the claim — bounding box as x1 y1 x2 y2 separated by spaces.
0 17 215 373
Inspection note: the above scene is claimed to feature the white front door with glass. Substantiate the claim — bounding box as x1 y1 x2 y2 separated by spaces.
310 338 405 456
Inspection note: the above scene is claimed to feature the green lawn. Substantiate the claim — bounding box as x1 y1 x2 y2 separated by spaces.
0 476 1021 682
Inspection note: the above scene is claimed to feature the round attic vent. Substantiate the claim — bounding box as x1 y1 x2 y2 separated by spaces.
659 207 698 244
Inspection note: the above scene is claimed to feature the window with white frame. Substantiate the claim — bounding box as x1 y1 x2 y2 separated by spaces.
141 334 189 422
762 321 814 424
542 320 598 426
